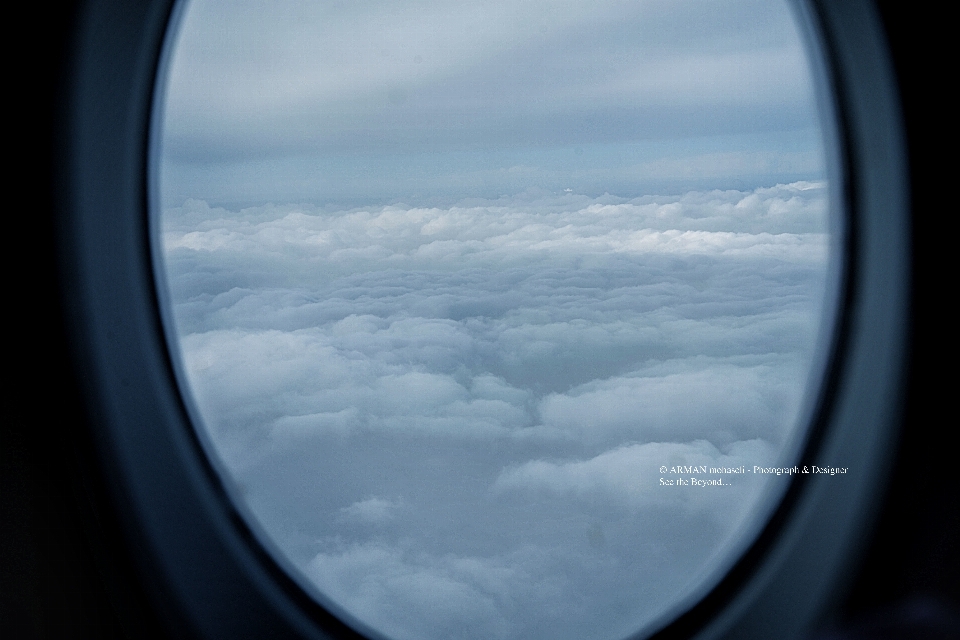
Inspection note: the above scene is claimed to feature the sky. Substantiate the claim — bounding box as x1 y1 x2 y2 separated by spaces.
156 2 835 639
158 0 827 209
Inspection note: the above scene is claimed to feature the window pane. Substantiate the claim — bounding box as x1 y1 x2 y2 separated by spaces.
154 1 838 638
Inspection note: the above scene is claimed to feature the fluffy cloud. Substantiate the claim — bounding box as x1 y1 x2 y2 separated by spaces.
305 543 531 640
493 439 776 514
163 181 827 263
339 497 401 525
161 183 830 639
531 358 803 446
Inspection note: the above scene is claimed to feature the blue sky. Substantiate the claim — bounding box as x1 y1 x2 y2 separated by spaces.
155 2 835 639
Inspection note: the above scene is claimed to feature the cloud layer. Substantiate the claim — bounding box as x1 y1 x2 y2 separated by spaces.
161 181 832 639
164 0 817 158
158 0 826 206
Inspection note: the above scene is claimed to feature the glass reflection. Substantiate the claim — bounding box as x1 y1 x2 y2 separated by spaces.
154 1 836 638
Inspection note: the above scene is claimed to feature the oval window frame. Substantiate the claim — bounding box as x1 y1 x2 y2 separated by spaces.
54 1 909 638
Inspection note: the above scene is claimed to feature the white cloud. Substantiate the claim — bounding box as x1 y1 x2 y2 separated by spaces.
339 497 401 525
493 439 776 515
533 358 802 446
306 543 528 640
161 181 831 640
162 183 828 275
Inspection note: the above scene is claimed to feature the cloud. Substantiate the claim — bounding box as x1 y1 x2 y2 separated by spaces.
162 0 816 159
161 184 829 314
339 497 401 525
302 538 667 640
157 0 824 208
306 543 530 640
493 439 776 515
161 182 831 639
531 358 803 446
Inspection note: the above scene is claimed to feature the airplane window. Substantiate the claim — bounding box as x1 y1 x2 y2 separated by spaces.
152 1 842 638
